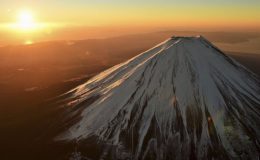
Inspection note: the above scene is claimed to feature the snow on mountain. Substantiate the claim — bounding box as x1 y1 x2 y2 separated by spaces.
56 36 260 160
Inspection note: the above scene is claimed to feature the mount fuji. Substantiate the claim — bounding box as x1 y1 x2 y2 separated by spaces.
56 36 260 160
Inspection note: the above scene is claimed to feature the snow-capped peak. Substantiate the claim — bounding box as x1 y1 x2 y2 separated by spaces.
57 36 260 160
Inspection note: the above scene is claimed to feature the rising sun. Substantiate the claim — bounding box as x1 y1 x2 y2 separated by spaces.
8 9 45 32
18 11 34 29
6 9 50 45
17 10 36 30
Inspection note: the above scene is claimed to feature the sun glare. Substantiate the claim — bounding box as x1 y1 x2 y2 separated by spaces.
18 10 35 30
24 40 33 45
3 9 54 45
8 9 47 32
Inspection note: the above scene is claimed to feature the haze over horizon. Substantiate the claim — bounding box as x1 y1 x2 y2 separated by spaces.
0 0 259 45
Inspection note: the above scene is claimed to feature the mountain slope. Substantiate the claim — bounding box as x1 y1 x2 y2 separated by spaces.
57 36 260 160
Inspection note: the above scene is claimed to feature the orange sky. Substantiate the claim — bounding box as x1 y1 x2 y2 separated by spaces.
0 0 259 45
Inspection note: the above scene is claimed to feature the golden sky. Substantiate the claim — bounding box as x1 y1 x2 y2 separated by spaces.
0 0 259 45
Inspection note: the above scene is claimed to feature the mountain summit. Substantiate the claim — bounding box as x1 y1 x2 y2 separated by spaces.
57 36 260 160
